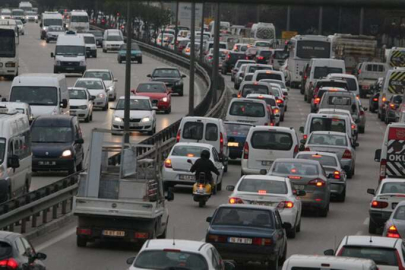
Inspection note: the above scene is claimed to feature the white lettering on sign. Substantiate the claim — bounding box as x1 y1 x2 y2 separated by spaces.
301 46 325 51
388 154 405 162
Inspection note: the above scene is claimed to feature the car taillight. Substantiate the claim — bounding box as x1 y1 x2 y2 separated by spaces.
333 171 341 179
176 129 181 142
380 159 387 182
0 258 18 269
257 56 264 60
276 99 283 104
373 98 378 101
229 197 244 204
243 142 249 159
278 201 294 208
390 103 396 109
308 178 326 187
207 234 227 243
77 227 92 235
314 97 321 104
382 96 387 102
371 200 388 208
304 75 307 80
220 132 224 154
294 145 299 155
253 238 272 246
273 108 280 114
387 225 401 238
135 232 149 239
227 54 231 59
342 149 352 159
351 124 356 130
303 134 308 140
164 159 172 168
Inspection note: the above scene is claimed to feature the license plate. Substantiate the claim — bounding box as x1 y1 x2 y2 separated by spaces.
262 161 273 166
197 188 204 194
39 161 56 166
66 67 74 70
251 201 271 206
102 230 125 237
392 203 398 209
228 142 239 147
179 175 195 181
130 123 139 127
294 185 305 190
70 112 76 116
228 237 252 244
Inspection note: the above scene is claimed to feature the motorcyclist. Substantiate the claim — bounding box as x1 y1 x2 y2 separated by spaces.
190 150 220 186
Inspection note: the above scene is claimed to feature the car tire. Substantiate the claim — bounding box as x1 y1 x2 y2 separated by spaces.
139 59 142 64
337 188 346 202
93 52 97 58
46 39 49 43
368 219 377 234
385 114 391 125
358 126 365 134
280 114 284 122
224 162 228 173
296 218 301 232
77 236 87 247
286 227 296 238
231 77 234 82
304 94 307 101
165 107 171 114
118 58 122 64
76 161 83 172
102 102 108 111
319 205 328 217
85 113 90 123
179 90 183 97
285 105 288 112
90 113 93 121
148 126 156 136
198 200 205 207
267 259 278 270
217 180 222 191
279 242 287 264
68 165 76 175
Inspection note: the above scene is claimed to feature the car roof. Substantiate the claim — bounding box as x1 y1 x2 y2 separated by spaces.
242 82 270 87
318 108 350 114
250 126 295 132
380 178 405 184
319 87 347 92
138 81 166 85
287 255 376 266
143 239 209 252
77 78 103 82
309 113 348 119
316 78 347 83
328 73 356 79
34 115 74 125
231 97 266 104
154 67 179 71
343 236 401 248
323 91 356 97
218 203 276 211
224 121 253 126
172 142 214 149
242 175 287 182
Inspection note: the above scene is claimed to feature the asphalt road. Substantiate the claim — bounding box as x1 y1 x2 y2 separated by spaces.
0 23 204 192
13 24 390 270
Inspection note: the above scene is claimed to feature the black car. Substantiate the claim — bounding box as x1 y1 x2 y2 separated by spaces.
254 49 272 64
0 231 46 269
31 115 84 175
221 52 246 75
369 92 380 113
148 67 186 96
206 204 289 269
224 122 252 159
88 30 104 47
385 94 402 124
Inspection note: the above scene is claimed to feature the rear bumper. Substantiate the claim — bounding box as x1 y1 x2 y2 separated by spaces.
76 226 152 243
33 157 75 172
229 148 243 159
208 242 278 263
369 210 392 227
55 66 86 74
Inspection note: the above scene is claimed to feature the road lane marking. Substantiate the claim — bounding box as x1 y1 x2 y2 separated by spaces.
36 228 76 251
356 231 363 235
363 217 369 225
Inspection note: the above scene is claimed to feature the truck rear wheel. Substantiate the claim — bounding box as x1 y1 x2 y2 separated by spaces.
77 236 87 247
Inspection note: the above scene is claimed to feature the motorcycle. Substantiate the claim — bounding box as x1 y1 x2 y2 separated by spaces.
187 159 218 207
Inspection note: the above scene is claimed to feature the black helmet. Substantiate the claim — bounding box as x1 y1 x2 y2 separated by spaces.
201 150 210 159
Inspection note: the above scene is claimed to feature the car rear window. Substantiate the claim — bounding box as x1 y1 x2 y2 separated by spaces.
340 247 398 266
205 123 218 141
274 51 288 59
310 118 347 133
259 51 272 57
381 182 405 194
212 207 274 228
308 133 348 146
394 206 405 220
225 123 251 137
318 81 347 89
182 122 204 140
230 101 265 117
0 242 12 260
247 66 272 73
366 64 385 72
238 178 287 194
256 73 282 81
134 250 208 270
229 53 245 61
250 131 293 150
314 67 343 79
242 85 269 97
244 74 253 81
297 154 338 167
172 145 209 157
249 97 276 106
327 96 352 106
272 161 319 176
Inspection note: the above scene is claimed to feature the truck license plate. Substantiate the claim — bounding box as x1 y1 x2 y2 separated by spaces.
228 237 252 244
103 230 125 237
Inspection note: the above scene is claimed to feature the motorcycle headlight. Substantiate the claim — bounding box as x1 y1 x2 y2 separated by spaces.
141 117 150 123
97 93 105 98
79 105 88 109
161 97 168 102
61 150 72 157
114 117 123 122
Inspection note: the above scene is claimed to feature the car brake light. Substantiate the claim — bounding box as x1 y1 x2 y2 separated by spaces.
333 171 341 179
380 159 387 182
257 56 264 60
237 93 241 98
308 178 326 187
289 175 301 179
373 98 378 101
220 132 224 154
176 129 181 142
390 103 396 109
342 149 352 159
253 238 272 246
227 54 231 59
273 108 280 114
276 99 283 104
351 124 356 130
294 145 299 155
229 197 244 204
243 142 249 159
207 234 227 243
371 200 388 208
387 225 401 238
0 258 18 269
164 159 172 168
314 97 321 104
382 96 387 102
278 201 294 208
303 134 308 140
77 227 92 235
135 232 149 239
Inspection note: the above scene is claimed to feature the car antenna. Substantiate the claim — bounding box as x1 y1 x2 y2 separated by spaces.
173 227 176 246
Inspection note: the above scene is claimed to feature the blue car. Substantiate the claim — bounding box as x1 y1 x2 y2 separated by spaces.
224 122 252 159
117 43 142 64
206 204 289 269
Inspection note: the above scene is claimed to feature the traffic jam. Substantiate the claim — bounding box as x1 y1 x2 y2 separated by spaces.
2 3 405 270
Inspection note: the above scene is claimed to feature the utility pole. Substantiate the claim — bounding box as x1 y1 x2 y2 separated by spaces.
359 7 364 35
174 1 179 52
188 2 196 116
286 6 291 31
212 3 220 104
124 0 131 143
318 6 323 35
199 3 205 62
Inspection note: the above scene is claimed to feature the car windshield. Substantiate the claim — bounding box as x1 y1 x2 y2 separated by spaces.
49 26 63 32
32 126 73 143
242 85 269 97
212 207 274 228
120 43 140 51
340 247 398 266
116 99 151 110
69 90 87 99
251 131 293 150
327 96 353 106
106 35 122 41
272 161 319 176
238 178 288 194
230 101 265 117
10 86 58 105
247 66 272 73
84 36 95 44
134 250 208 270
71 16 88 23
153 69 180 78
297 154 338 167
310 118 346 133
381 182 405 194
137 84 166 93
255 42 270 47
44 19 62 27
308 133 348 146
83 71 111 81
256 73 282 81
75 80 104 90
0 138 5 165
314 67 343 79
172 145 209 157
225 123 251 137
394 206 405 220
12 10 24 16
274 51 289 59
55 45 85 56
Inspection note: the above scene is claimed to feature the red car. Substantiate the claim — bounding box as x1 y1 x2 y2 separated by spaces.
131 82 172 114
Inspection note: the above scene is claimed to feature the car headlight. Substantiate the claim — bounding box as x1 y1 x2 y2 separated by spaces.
175 81 182 86
98 93 105 98
141 117 150 123
55 60 61 66
161 97 168 102
61 150 72 157
79 60 86 66
5 62 16 67
114 117 123 122
79 105 88 109
108 86 114 91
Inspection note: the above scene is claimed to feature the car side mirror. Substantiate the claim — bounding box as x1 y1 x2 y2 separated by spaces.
35 252 47 261
324 249 335 256
75 138 84 144
114 78 118 82
181 74 186 78
299 126 304 133
165 188 174 201
40 23 42 27
296 190 306 196
7 155 20 169
61 99 68 108
126 257 136 265
90 96 95 101
206 216 212 223
282 222 292 230
147 74 151 78
367 188 376 195
260 169 267 175
226 185 235 191
224 261 236 270
374 149 381 162
51 52 54 58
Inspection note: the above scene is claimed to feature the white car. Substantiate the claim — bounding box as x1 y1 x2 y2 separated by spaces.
162 142 224 189
227 175 303 238
111 96 156 135
367 178 405 234
74 78 109 111
246 93 281 125
68 87 94 122
261 79 289 107
80 33 97 58
83 69 117 101
126 239 233 270
15 19 24 35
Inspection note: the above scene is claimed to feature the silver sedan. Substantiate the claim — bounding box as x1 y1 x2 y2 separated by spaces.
383 201 405 239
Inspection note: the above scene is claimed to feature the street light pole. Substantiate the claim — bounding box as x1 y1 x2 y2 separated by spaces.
124 0 132 143
188 2 196 116
211 3 220 104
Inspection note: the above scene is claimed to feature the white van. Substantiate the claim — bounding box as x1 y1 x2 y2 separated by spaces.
9 73 69 117
0 102 33 123
226 98 271 126
326 73 360 97
68 10 89 33
379 69 405 121
241 126 299 175
52 33 86 74
40 11 63 40
282 255 377 270
102 29 124 52
252 70 285 84
304 58 346 102
0 107 32 202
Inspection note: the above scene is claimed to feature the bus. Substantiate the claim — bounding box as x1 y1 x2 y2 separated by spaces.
68 10 89 33
0 19 19 79
285 35 332 88
19 1 33 12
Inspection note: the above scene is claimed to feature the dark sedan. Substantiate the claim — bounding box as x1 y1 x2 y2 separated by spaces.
148 67 186 96
224 122 252 159
221 52 246 75
206 204 289 270
369 92 379 113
